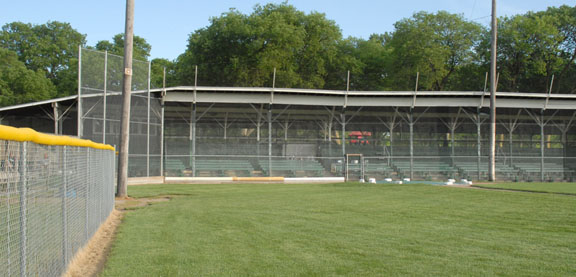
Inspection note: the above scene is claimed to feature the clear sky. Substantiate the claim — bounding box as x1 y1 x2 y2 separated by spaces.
1 0 573 61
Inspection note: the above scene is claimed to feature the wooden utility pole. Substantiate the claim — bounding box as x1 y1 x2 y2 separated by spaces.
489 0 497 181
117 0 134 197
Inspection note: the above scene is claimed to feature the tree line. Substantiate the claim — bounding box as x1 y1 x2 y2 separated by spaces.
1 3 575 107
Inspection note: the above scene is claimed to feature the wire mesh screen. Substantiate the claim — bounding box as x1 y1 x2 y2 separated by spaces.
163 102 576 181
0 139 115 276
79 48 161 177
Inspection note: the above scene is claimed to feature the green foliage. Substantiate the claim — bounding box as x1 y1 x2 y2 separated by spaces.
492 13 560 92
95 34 152 61
151 58 176 88
384 11 484 91
0 48 56 106
0 21 86 97
476 5 576 93
1 4 576 108
102 183 576 276
177 3 343 88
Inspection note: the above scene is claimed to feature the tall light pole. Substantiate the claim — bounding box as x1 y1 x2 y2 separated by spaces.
117 0 134 197
489 0 497 181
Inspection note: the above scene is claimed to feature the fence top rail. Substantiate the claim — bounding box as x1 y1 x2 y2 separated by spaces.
0 124 115 151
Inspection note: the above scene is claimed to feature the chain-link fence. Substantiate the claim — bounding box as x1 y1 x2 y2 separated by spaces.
79 48 162 178
0 125 115 277
163 103 576 182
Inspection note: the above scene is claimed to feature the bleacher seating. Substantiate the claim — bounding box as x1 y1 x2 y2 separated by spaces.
128 158 161 177
165 159 187 176
392 160 458 179
513 162 574 181
193 159 254 177
453 161 519 181
259 159 325 177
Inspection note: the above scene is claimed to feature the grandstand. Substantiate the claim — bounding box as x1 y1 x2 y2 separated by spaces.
0 48 575 182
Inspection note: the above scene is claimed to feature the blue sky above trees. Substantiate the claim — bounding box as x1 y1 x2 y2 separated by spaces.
1 0 573 60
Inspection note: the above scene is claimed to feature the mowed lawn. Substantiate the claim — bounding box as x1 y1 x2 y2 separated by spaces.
102 183 576 276
474 182 576 195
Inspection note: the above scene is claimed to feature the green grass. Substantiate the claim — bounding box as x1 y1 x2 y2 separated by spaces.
475 182 576 195
102 183 576 276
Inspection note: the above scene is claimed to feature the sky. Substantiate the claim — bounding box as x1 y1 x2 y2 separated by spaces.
1 0 574 61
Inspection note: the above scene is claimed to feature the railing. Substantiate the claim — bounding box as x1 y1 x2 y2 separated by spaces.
0 125 115 276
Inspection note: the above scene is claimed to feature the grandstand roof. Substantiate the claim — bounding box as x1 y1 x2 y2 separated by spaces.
1 86 575 112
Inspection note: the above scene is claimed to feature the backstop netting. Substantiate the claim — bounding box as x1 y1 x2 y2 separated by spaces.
79 48 162 177
0 125 115 276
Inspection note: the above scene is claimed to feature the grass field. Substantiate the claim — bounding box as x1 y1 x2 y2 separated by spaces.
474 182 576 195
102 183 576 276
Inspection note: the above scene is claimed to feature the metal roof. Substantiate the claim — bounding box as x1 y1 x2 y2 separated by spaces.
163 86 576 110
1 86 575 112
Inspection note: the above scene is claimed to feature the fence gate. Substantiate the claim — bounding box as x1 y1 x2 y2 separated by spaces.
345 154 364 181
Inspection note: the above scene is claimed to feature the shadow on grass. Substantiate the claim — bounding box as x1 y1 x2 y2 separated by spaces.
472 185 576 196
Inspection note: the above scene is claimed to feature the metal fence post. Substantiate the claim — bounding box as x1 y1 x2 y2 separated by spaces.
85 148 90 241
62 146 68 269
19 141 27 277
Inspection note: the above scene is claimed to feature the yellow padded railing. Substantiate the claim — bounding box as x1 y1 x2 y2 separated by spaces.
0 125 115 151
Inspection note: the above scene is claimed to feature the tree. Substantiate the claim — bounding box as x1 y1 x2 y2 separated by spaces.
177 3 343 88
539 5 576 93
95 34 152 61
487 13 560 92
322 38 364 90
481 6 576 94
348 35 389 90
384 11 484 91
0 48 56 106
0 21 86 97
151 58 175 88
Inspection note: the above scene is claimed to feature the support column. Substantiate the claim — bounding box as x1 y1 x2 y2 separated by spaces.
160 68 166 176
284 118 289 141
341 108 346 176
477 109 482 180
540 110 545 182
409 109 414 180
450 128 455 162
562 130 568 176
328 113 333 158
509 129 513 166
257 113 261 142
190 103 196 177
146 61 151 177
224 113 228 140
526 109 558 182
389 125 394 165
160 103 165 176
53 102 59 135
268 105 272 177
